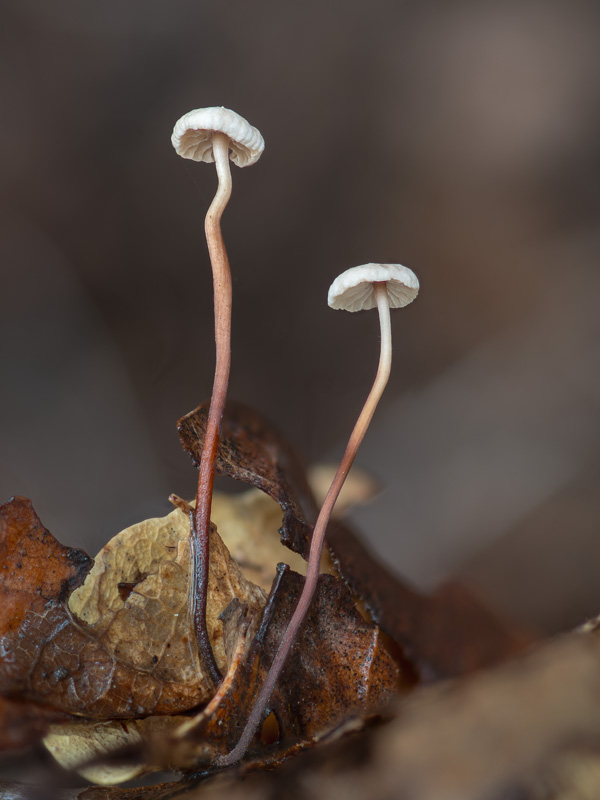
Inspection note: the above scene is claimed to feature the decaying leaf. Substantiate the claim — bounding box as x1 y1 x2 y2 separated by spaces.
0 497 265 720
180 403 532 679
9 625 600 800
168 566 401 768
40 597 261 787
1 402 535 796
149 633 600 800
0 495 92 642
52 569 402 782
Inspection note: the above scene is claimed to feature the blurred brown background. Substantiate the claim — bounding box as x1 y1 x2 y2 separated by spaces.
2 0 600 635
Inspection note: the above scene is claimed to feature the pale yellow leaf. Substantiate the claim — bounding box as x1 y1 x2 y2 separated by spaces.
43 716 182 785
69 505 266 696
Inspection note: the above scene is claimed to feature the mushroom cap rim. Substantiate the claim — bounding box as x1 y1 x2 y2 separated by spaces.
171 106 264 168
328 263 419 312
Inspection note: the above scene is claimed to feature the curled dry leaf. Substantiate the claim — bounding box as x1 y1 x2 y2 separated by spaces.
0 495 92 640
178 402 317 559
46 567 265 785
180 403 532 680
1 402 532 793
0 497 265 721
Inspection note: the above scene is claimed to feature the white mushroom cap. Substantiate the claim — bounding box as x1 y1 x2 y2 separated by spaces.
328 263 419 312
171 107 264 167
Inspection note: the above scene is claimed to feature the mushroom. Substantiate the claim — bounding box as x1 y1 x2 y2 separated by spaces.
218 263 419 765
171 107 264 685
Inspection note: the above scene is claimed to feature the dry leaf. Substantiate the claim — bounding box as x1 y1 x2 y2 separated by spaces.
69 505 266 694
170 566 402 768
0 495 92 641
155 634 600 800
46 584 265 785
55 568 402 783
0 497 265 720
43 716 183 786
178 402 317 559
211 488 330 593
1 403 534 796
180 403 532 679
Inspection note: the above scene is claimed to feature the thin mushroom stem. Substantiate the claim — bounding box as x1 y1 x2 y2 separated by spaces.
193 132 233 687
217 282 392 765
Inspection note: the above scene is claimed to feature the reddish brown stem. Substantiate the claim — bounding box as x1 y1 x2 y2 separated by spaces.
218 283 393 764
193 133 232 687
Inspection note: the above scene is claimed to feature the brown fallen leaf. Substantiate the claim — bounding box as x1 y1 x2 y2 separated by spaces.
9 623 600 800
6 783 199 800
169 566 402 768
0 495 92 641
180 403 533 679
1 403 533 794
63 630 600 800
51 568 402 783
44 584 264 785
178 402 317 559
0 497 265 720
144 633 600 800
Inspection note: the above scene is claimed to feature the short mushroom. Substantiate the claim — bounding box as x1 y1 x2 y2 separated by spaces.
218 262 419 765
171 107 264 685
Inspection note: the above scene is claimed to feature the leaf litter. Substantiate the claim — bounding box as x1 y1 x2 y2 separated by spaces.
0 403 531 797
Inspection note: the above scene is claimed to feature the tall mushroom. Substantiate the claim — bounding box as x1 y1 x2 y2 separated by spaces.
171 107 264 685
219 263 419 764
